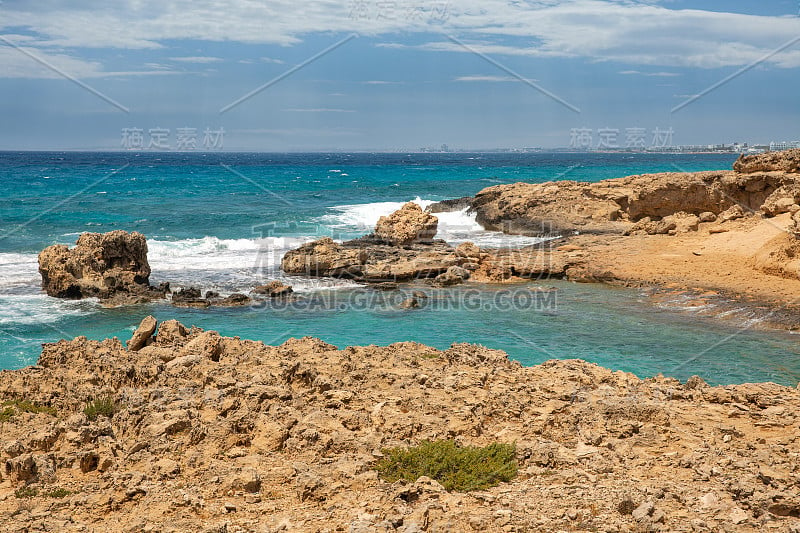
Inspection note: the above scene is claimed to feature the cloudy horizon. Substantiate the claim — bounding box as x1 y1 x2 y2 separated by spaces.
1 0 799 150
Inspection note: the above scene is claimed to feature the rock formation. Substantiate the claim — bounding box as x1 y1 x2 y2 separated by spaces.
252 280 293 297
374 202 438 246
734 148 800 174
171 287 252 308
38 231 166 303
425 150 800 237
282 204 468 282
1 318 799 531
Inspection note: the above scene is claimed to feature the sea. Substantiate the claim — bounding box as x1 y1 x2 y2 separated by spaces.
2 151 799 386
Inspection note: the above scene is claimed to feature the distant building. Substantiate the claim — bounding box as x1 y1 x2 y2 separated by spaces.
770 141 800 151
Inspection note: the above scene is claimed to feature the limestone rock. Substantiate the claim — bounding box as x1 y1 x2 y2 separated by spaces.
762 185 800 216
626 212 700 236
281 237 367 277
432 265 470 287
38 230 164 301
127 315 157 351
252 281 293 297
1 326 800 530
734 149 800 174
155 319 188 347
374 202 438 246
719 204 746 222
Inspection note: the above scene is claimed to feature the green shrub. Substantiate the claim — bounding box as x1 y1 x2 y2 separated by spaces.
0 399 57 422
14 487 38 499
375 439 517 492
84 396 116 421
43 488 72 498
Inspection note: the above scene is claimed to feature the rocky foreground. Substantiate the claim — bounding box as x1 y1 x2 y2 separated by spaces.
2 318 800 532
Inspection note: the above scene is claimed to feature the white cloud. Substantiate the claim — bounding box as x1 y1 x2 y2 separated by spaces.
2 0 800 73
619 70 681 77
0 43 176 79
169 56 222 63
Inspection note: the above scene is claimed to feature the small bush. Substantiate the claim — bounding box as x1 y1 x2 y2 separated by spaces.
84 397 116 421
0 399 57 422
14 487 38 499
0 406 15 423
375 439 517 492
43 488 72 499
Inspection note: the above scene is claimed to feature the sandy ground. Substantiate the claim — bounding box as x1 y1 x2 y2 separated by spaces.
569 213 800 314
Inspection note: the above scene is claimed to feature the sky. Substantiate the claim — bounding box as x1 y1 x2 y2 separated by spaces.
0 0 799 151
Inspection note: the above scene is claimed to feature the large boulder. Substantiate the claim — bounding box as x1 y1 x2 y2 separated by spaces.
734 149 800 174
374 202 438 246
38 231 162 301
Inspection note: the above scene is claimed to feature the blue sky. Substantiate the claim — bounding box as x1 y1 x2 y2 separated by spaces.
0 0 798 150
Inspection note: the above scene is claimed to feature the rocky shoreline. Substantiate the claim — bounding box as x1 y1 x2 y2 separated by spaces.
10 149 800 531
1 317 800 532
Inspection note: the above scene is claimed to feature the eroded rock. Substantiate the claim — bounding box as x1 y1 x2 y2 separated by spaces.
38 231 165 302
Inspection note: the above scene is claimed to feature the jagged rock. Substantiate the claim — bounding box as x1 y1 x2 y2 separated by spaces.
38 231 165 302
127 315 157 351
699 211 717 223
762 185 800 216
734 149 800 174
626 212 700 236
171 288 251 308
252 281 293 297
211 293 251 307
426 196 472 213
155 319 188 346
171 287 207 308
281 237 367 277
464 152 800 236
431 265 470 287
1 326 800 530
399 297 420 309
282 237 463 282
374 202 438 246
719 205 746 222
455 241 482 260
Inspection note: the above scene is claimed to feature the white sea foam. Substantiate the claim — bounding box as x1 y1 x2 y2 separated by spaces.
0 253 40 289
147 236 359 293
319 198 551 248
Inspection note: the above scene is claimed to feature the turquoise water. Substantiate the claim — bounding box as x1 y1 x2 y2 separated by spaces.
4 151 800 386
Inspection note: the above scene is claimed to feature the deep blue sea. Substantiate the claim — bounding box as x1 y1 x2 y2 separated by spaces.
2 151 799 386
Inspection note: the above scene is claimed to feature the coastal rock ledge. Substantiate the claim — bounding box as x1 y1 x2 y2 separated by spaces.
38 231 167 304
1 317 800 531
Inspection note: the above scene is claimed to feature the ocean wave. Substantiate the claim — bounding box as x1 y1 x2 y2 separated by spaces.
318 197 551 248
146 236 359 293
0 253 40 289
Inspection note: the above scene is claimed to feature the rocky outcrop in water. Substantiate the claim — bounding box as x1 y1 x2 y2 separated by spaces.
1 318 799 531
374 202 438 246
38 231 167 303
170 287 252 308
282 235 467 282
426 150 800 237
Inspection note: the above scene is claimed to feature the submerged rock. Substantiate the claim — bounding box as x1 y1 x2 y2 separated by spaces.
252 280 294 297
